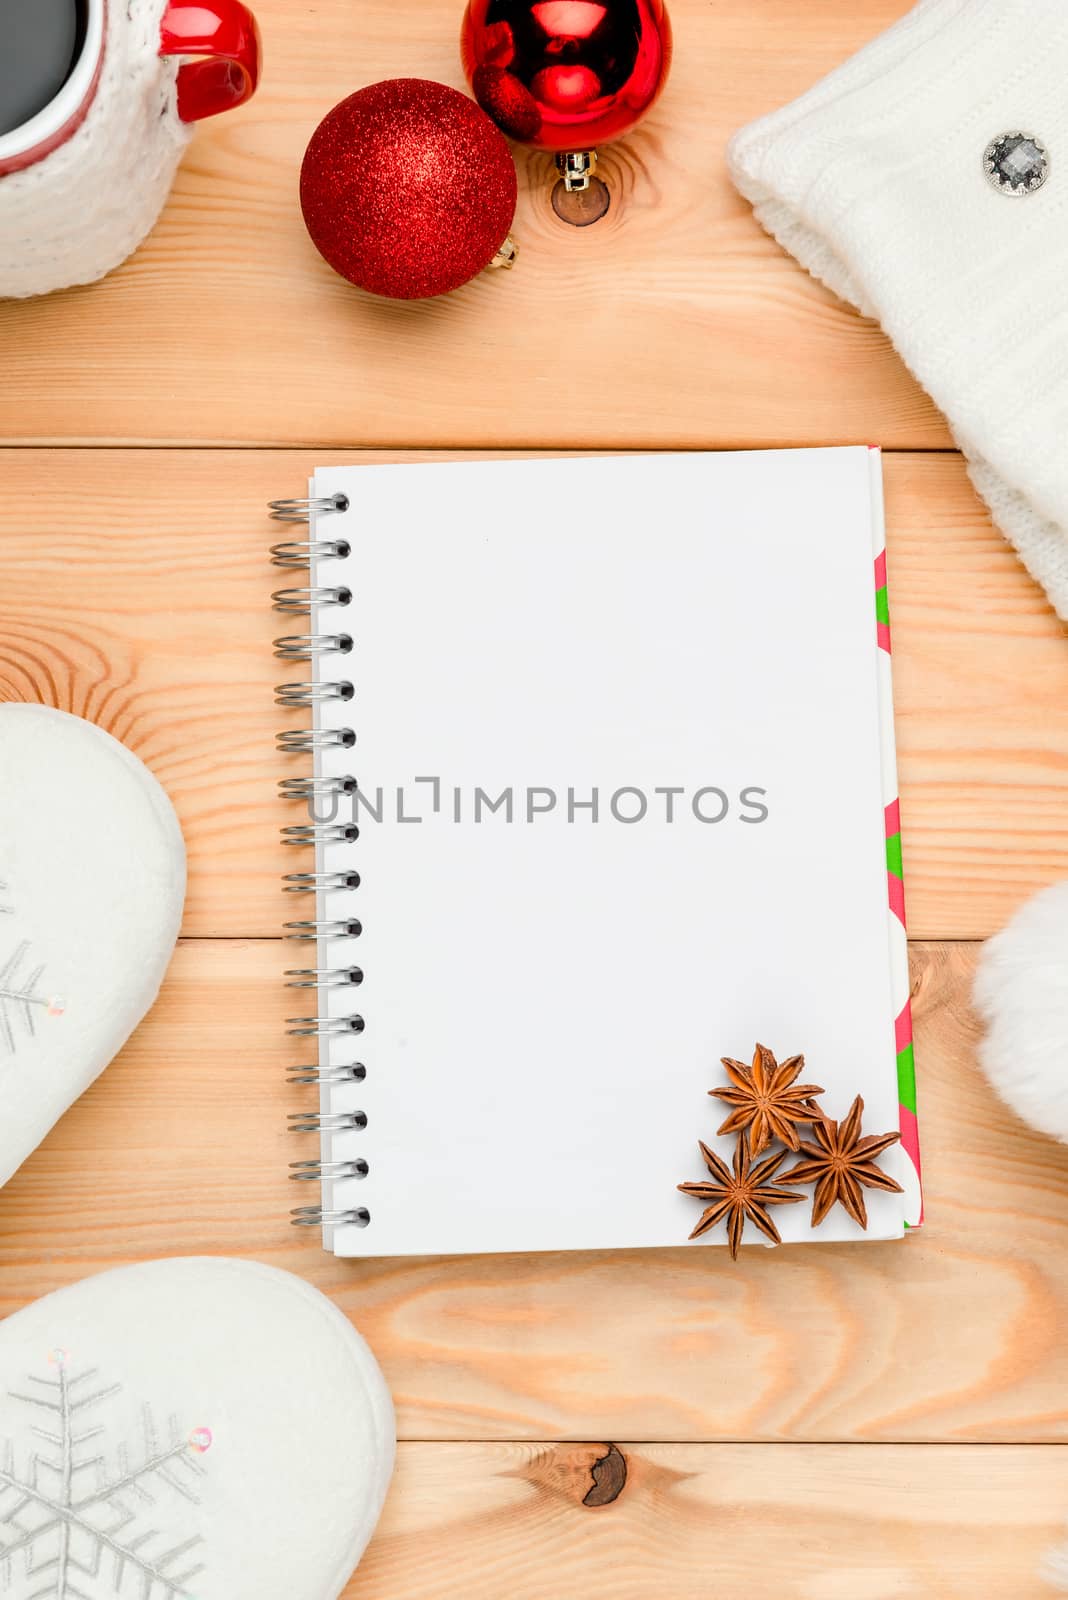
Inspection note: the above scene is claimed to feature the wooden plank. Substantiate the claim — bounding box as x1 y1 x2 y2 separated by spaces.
0 449 1063 941
0 0 945 449
3 937 1068 1444
353 1442 1068 1599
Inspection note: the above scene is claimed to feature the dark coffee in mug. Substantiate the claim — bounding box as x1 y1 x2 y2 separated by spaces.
0 0 88 138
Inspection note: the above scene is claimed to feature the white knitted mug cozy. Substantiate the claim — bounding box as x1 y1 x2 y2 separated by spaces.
0 0 192 299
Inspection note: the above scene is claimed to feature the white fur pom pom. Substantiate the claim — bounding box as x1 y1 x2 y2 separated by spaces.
1046 1540 1068 1594
973 880 1068 1141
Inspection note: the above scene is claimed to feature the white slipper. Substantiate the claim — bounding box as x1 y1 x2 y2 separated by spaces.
0 1257 395 1597
0 704 185 1187
974 879 1068 1141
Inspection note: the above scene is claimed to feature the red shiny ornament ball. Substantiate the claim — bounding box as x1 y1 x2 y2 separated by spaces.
300 79 518 300
471 65 541 142
461 0 671 151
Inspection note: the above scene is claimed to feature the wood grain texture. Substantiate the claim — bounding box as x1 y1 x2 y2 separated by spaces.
2 0 1065 1574
0 0 946 449
3 937 1068 1446
356 1442 1068 1600
0 449 1063 940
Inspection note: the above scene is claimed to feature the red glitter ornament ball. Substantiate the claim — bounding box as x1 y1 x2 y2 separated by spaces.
300 79 518 300
461 0 671 151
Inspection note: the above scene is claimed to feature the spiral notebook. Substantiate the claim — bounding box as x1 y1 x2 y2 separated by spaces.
271 449 923 1258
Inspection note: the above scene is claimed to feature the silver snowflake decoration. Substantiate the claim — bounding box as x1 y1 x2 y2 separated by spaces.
0 1358 210 1598
0 943 54 1057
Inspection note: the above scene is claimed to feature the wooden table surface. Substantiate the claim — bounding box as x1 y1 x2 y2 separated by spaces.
2 2 1067 1595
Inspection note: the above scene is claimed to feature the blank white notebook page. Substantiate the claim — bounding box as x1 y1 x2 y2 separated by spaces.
307 449 907 1256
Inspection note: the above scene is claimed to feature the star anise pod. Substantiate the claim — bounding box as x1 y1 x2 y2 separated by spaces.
780 1094 903 1229
678 1133 803 1259
710 1043 826 1155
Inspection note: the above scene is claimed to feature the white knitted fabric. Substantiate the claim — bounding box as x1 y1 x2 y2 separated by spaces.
0 0 191 298
729 0 1068 619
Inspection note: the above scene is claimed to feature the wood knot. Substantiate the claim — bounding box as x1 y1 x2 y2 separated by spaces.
582 1443 627 1507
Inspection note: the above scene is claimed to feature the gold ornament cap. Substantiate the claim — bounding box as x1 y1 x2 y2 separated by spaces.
554 149 598 193
489 233 519 270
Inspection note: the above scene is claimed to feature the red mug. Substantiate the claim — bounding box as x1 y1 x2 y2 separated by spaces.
0 0 262 179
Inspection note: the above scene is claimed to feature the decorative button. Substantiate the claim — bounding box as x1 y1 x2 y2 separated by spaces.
984 132 1049 195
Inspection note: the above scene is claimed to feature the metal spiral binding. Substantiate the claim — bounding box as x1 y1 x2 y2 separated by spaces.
284 965 364 989
282 917 362 941
287 1015 366 1037
280 821 358 846
279 775 357 800
270 538 351 569
277 728 355 754
275 681 354 708
289 1157 368 1181
274 633 353 661
291 1206 370 1229
272 490 369 1233
282 870 361 894
286 1062 366 1086
288 1112 368 1134
272 585 352 615
270 494 350 523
